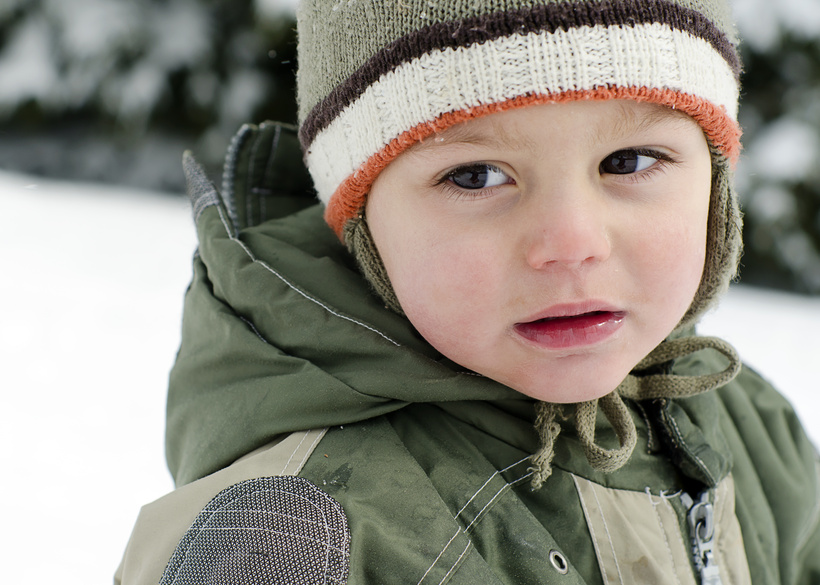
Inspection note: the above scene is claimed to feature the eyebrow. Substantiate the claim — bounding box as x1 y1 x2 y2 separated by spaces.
590 102 696 145
410 101 696 155
411 117 539 153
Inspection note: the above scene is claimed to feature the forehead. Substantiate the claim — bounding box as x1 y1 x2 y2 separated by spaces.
409 100 699 154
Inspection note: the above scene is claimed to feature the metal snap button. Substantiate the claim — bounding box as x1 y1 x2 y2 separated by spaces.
549 549 569 574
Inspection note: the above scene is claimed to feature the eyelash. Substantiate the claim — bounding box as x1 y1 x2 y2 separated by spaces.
604 148 677 183
433 148 678 198
434 163 512 200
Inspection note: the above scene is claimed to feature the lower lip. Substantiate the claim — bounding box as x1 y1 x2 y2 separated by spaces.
514 311 626 350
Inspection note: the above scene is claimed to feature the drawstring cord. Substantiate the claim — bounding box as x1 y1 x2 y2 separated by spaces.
344 214 743 489
529 336 741 489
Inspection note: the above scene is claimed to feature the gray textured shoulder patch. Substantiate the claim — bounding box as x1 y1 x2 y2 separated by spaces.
160 476 350 585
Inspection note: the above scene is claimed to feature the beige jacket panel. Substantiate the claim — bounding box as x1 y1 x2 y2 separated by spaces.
114 429 327 585
573 474 751 585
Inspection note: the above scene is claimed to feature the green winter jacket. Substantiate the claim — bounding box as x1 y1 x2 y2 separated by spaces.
117 123 820 585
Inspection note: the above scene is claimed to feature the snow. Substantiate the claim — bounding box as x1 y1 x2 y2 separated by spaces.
47 0 139 61
110 61 167 122
219 68 271 130
745 117 820 183
149 1 213 70
254 0 299 19
1 173 189 582
733 0 820 50
1 170 818 583
0 15 59 110
744 184 796 223
0 0 216 131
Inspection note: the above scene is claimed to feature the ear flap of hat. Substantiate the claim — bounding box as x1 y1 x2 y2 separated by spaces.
344 215 404 315
678 148 743 330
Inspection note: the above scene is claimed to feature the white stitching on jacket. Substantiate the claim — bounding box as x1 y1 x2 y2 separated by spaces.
295 430 328 475
590 481 625 585
416 529 462 585
454 456 530 520
464 472 533 533
646 489 683 585
665 413 716 486
436 541 472 585
214 205 401 347
281 431 312 474
419 457 532 585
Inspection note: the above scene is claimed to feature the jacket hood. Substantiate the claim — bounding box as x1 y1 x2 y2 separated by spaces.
166 122 738 488
167 127 523 485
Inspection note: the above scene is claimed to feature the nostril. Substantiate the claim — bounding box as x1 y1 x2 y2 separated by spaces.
524 216 611 270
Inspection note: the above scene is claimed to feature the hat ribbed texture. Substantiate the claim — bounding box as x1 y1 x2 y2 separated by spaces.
296 0 742 237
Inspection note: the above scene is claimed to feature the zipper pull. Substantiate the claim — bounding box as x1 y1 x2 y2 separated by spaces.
686 491 723 585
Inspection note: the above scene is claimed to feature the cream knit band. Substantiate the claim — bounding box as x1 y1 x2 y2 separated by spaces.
296 0 742 238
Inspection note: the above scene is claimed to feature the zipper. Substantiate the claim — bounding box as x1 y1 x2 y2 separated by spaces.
681 490 723 585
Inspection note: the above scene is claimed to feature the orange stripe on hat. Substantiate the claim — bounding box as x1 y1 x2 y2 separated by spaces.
324 86 741 237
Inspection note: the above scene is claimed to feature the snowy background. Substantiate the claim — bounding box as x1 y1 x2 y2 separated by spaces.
1 0 819 583
1 0 819 291
1 169 818 583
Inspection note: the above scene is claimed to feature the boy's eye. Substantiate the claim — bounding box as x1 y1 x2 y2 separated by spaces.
599 150 657 175
447 164 511 189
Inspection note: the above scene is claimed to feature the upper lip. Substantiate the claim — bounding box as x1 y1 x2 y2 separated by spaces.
516 301 623 324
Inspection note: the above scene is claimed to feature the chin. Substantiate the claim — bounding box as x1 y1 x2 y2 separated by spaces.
506 364 633 404
504 369 628 404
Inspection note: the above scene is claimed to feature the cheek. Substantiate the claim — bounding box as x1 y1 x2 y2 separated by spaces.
662 227 706 300
636 199 709 311
389 235 505 358
396 237 498 319
365 186 485 339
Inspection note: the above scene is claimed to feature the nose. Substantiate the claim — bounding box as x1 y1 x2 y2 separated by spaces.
524 187 612 270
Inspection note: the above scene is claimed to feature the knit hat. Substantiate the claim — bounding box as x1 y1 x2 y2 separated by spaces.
296 0 744 483
296 0 743 324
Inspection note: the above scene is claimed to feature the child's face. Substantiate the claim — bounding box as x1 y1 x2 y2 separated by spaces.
365 100 712 403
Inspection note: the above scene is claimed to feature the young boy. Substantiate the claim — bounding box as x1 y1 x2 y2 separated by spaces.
117 0 820 583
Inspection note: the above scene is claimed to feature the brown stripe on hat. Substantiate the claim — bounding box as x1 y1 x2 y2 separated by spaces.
299 0 741 150
322 86 741 237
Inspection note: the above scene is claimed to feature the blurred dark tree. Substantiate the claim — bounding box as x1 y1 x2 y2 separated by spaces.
0 0 819 293
0 0 297 191
736 23 820 293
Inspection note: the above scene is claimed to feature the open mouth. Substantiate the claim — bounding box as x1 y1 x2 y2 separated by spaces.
514 310 626 349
